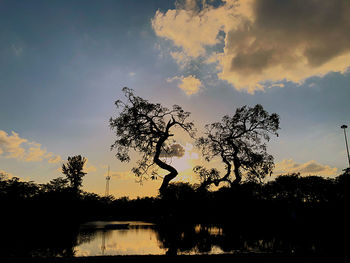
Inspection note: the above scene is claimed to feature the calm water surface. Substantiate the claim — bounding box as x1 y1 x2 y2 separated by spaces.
0 220 325 257
75 221 224 256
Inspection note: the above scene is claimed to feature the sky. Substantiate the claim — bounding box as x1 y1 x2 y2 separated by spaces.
1 0 350 198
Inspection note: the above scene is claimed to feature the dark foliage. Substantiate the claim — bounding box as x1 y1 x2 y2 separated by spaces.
1 168 350 257
154 171 350 255
109 87 196 193
62 155 87 193
195 104 279 188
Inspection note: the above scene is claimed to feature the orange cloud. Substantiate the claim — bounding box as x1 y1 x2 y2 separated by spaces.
274 159 338 177
167 75 202 95
0 130 61 163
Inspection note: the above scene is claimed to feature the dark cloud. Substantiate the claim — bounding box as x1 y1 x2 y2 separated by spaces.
160 143 186 158
229 0 350 74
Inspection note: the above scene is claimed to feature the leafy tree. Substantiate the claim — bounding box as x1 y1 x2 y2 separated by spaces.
0 176 39 199
62 155 87 193
195 104 279 188
109 87 195 193
42 177 69 193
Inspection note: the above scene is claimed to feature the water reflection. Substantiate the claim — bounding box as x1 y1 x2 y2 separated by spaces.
75 222 232 256
0 220 340 258
76 222 166 256
156 223 213 255
76 221 320 256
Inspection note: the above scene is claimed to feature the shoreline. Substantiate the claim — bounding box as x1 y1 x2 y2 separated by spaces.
1 253 341 263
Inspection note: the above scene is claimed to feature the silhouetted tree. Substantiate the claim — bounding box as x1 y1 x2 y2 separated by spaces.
193 166 221 189
109 87 195 193
2 176 39 199
62 155 87 193
196 104 279 188
336 167 350 201
42 177 69 193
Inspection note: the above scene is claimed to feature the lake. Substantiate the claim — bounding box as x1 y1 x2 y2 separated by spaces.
0 219 326 258
75 221 227 256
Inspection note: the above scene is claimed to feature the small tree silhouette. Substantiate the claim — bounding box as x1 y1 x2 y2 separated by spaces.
62 155 87 193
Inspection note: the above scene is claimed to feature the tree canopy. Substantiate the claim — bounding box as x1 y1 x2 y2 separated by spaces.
109 87 196 193
195 104 280 188
62 155 87 193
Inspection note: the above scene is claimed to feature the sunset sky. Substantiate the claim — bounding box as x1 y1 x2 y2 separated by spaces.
1 0 350 198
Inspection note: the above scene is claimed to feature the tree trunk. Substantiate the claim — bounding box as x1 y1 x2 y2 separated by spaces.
232 158 242 185
154 135 178 194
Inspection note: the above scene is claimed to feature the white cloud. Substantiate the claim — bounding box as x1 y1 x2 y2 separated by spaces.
274 159 338 177
152 7 224 57
153 0 350 93
0 130 61 164
167 75 202 95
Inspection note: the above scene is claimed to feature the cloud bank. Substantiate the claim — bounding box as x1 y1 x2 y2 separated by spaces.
274 159 338 177
153 0 350 93
0 130 61 163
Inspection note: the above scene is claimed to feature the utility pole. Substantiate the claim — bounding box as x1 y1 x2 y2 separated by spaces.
341 125 350 167
105 165 111 196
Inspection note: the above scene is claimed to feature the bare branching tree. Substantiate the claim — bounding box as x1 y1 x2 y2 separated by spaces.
195 104 279 189
109 87 195 193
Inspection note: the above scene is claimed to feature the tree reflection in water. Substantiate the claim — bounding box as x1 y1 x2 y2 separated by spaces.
0 220 347 257
154 222 339 255
0 221 82 258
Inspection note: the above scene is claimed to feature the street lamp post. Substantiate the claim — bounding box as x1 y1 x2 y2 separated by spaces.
341 125 350 167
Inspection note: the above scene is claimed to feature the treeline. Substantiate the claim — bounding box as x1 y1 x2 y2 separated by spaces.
155 170 350 255
1 170 350 256
1 155 115 225
1 169 349 224
154 170 350 255
158 171 350 226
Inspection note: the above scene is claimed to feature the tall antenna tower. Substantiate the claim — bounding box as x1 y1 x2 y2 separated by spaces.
105 165 111 196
